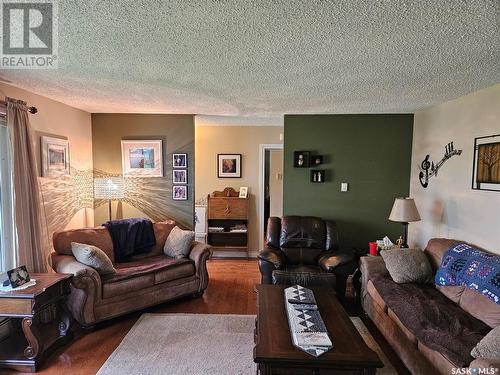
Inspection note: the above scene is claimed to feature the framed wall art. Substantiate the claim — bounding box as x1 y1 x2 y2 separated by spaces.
173 169 187 184
41 136 70 177
172 185 188 200
472 134 500 192
217 154 242 178
173 153 187 168
121 140 163 177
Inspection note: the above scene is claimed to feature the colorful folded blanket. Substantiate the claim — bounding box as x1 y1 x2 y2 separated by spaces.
435 243 500 304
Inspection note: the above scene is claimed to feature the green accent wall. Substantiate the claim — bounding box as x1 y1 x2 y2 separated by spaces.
283 114 414 251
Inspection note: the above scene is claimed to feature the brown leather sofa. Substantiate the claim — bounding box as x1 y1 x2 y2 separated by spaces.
258 216 355 299
360 238 500 374
50 220 211 327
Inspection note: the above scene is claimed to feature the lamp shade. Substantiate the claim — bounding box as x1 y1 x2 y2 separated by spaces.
94 178 125 200
389 198 421 223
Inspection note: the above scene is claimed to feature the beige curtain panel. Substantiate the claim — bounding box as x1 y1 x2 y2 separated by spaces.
6 97 48 273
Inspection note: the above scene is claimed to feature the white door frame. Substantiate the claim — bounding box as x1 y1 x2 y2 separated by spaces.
258 144 284 252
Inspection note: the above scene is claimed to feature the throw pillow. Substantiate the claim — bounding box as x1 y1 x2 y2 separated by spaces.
471 325 500 358
380 248 433 284
71 242 116 275
163 226 194 259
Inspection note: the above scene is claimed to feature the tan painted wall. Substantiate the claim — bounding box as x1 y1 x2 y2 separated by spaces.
409 84 500 253
0 83 94 233
195 124 283 255
92 114 195 228
269 149 283 217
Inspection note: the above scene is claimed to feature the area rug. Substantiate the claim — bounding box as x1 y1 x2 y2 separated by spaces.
97 314 396 375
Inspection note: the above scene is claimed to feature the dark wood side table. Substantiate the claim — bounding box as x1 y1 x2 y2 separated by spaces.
254 284 382 375
0 273 72 372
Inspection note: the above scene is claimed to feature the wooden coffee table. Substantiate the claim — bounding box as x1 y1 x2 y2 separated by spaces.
0 273 72 372
254 284 383 374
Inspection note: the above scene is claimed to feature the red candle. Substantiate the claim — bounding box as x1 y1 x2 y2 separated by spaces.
369 242 378 256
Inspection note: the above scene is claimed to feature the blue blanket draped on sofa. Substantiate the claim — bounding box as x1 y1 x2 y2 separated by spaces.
103 218 156 262
435 242 500 305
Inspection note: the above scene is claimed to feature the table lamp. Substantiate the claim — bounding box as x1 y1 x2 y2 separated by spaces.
94 178 125 220
388 197 421 248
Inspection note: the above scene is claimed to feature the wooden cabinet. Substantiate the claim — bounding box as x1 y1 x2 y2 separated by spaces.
207 187 249 258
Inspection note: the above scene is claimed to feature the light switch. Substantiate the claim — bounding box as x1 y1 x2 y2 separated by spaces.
341 182 348 192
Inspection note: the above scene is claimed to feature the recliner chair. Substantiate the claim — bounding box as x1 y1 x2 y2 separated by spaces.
258 216 356 300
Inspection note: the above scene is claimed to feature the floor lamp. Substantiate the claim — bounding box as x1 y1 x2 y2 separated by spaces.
94 177 125 221
388 197 421 248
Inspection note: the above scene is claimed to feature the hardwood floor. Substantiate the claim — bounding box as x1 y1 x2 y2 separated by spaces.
0 259 408 375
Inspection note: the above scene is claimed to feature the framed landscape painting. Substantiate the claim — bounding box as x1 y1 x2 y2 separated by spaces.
472 134 500 192
41 136 70 177
121 140 163 177
217 154 242 178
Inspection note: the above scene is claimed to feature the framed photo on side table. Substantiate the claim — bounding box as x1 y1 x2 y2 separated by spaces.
121 140 163 177
41 136 70 177
239 187 248 198
218 154 242 178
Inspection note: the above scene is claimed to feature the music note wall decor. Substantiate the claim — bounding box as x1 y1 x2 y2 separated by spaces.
419 142 462 188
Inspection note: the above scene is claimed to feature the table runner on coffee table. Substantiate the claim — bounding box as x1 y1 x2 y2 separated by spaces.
284 285 333 357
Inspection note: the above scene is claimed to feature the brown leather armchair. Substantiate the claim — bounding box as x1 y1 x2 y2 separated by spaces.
258 216 355 300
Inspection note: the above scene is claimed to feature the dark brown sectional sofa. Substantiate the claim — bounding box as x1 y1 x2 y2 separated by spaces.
50 220 211 327
360 238 500 374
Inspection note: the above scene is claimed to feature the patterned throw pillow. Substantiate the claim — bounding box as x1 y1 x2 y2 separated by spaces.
471 325 500 358
435 243 500 305
71 242 116 275
163 226 194 259
380 248 433 284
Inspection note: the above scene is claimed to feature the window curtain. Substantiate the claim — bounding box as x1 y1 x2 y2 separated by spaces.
6 97 48 273
0 120 17 271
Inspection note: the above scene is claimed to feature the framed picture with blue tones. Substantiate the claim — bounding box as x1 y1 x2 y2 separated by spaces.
121 140 163 177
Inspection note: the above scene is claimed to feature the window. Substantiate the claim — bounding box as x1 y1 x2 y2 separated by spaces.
0 118 16 272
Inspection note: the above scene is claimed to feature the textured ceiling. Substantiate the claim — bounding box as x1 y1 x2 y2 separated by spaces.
1 1 499 115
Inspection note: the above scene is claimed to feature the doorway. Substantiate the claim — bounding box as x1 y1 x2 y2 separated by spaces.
259 144 283 250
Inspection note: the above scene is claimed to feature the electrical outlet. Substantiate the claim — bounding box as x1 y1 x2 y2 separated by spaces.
341 182 348 192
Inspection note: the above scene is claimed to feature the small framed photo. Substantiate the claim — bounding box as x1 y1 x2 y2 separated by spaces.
218 154 242 178
7 265 30 288
293 151 310 168
239 187 248 198
41 136 70 177
172 185 188 200
173 169 187 184
121 140 163 177
173 153 187 168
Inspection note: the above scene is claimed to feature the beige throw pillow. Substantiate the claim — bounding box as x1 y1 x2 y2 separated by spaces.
471 325 500 358
163 226 194 259
380 248 433 284
71 242 116 275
